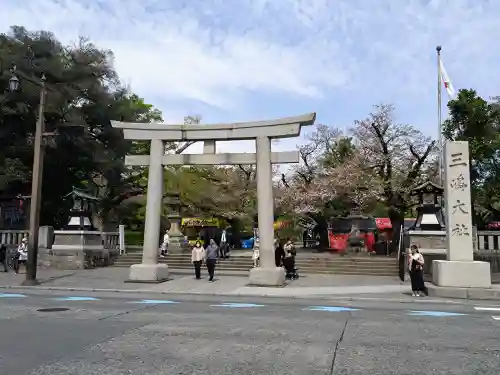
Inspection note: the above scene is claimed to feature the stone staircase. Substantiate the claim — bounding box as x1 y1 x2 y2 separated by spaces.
114 251 398 276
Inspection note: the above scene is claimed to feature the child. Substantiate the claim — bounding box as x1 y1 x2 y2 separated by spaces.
14 238 28 274
160 231 169 257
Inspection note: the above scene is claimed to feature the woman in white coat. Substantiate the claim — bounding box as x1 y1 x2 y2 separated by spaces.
191 241 205 279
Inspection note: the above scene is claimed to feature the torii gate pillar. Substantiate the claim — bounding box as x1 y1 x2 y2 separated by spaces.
250 136 282 284
113 113 316 286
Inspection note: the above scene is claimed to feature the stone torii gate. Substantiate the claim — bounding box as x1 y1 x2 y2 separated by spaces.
112 113 316 286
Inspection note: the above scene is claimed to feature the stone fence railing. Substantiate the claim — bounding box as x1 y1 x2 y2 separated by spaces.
477 231 500 251
0 229 123 251
2 229 500 252
101 231 120 250
0 230 29 246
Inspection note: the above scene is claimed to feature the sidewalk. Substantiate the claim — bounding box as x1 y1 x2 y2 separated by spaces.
0 267 411 299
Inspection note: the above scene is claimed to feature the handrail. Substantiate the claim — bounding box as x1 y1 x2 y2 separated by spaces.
398 224 405 281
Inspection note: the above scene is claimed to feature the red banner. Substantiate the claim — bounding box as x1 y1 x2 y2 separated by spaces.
375 218 392 230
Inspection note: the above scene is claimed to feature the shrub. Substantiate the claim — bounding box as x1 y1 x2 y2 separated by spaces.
125 231 143 246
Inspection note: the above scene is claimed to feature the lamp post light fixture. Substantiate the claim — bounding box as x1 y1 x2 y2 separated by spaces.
0 57 20 92
8 74 19 91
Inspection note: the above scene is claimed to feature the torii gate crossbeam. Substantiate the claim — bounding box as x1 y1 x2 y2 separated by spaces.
112 113 316 286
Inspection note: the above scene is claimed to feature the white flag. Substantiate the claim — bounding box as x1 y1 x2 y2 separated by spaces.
439 59 456 99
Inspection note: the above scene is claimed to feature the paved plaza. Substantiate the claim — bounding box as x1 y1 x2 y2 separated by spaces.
0 267 413 298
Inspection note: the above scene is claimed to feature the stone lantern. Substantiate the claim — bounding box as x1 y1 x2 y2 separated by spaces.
64 187 99 230
410 181 445 231
165 192 184 252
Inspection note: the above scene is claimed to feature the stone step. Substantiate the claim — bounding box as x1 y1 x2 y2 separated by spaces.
115 256 397 264
114 262 396 270
113 261 397 270
115 267 396 273
118 254 396 263
116 255 395 263
112 263 396 276
114 252 398 276
115 259 396 267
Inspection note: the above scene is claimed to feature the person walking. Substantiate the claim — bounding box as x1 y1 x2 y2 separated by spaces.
191 241 205 279
274 238 284 267
283 239 297 279
0 245 8 272
408 245 425 296
205 238 219 282
219 229 229 259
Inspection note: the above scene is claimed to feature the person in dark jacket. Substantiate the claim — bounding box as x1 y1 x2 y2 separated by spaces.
283 239 298 280
0 245 8 272
205 239 219 282
274 238 285 267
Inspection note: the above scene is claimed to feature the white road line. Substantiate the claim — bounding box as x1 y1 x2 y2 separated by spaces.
492 316 500 320
474 307 500 311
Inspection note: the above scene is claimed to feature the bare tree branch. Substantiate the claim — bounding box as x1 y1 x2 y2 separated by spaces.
175 140 196 154
281 173 290 188
174 115 202 154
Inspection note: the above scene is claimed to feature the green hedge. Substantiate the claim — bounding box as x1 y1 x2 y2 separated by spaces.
125 231 144 246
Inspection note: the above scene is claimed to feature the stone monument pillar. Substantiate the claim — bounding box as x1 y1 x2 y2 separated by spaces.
248 136 286 286
129 139 169 282
432 141 491 288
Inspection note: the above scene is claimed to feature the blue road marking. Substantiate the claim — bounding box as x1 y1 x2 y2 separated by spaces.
54 296 100 301
132 300 179 304
0 293 26 298
304 306 359 312
210 303 265 308
408 310 467 317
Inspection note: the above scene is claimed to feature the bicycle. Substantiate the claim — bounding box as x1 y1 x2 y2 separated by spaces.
6 248 19 272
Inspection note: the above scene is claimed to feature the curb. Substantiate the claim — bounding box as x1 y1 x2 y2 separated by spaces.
0 284 472 304
0 285 236 296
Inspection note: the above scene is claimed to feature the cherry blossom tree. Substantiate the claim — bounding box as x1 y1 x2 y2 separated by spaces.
278 124 347 213
278 104 436 251
348 104 436 249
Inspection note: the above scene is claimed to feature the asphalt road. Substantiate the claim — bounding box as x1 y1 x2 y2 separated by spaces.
0 291 499 374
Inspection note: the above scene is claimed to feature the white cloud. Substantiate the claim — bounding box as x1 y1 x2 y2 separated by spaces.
2 0 500 156
0 0 348 110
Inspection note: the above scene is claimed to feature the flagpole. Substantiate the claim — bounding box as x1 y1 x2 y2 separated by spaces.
436 45 443 185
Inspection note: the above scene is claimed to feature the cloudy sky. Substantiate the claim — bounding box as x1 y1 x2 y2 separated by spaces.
1 0 498 154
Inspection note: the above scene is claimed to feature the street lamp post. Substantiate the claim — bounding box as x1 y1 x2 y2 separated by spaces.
2 59 46 285
23 74 46 286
